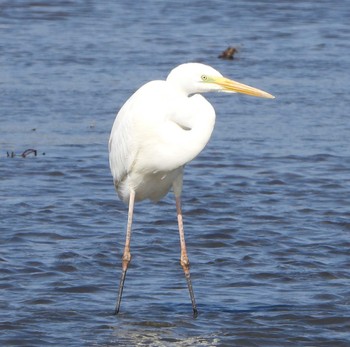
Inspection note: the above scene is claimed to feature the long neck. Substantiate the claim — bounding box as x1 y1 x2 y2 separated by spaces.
167 94 216 168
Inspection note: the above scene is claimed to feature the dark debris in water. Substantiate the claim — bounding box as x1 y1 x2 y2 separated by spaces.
218 46 238 60
5 149 45 158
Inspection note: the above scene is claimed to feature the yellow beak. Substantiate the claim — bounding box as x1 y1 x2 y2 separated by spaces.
214 76 275 99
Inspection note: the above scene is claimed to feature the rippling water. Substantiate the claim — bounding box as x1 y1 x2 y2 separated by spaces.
1 1 350 346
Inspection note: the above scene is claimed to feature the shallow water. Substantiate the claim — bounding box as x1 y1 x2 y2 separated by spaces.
1 1 350 346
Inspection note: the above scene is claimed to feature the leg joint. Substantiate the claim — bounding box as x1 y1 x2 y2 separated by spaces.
122 252 131 271
180 256 190 271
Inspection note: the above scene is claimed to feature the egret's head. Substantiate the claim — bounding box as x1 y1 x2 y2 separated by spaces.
166 63 274 98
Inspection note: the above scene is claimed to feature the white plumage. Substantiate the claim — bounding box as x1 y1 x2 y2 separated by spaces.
109 64 220 203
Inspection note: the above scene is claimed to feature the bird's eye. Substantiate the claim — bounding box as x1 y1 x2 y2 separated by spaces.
201 75 208 81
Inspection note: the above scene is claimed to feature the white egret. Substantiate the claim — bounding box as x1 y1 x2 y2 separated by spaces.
109 63 274 317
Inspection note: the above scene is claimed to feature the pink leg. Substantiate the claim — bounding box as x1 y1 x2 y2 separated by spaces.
176 196 198 317
114 189 135 315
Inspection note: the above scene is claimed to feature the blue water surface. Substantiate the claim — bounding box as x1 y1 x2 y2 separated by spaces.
1 1 350 346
